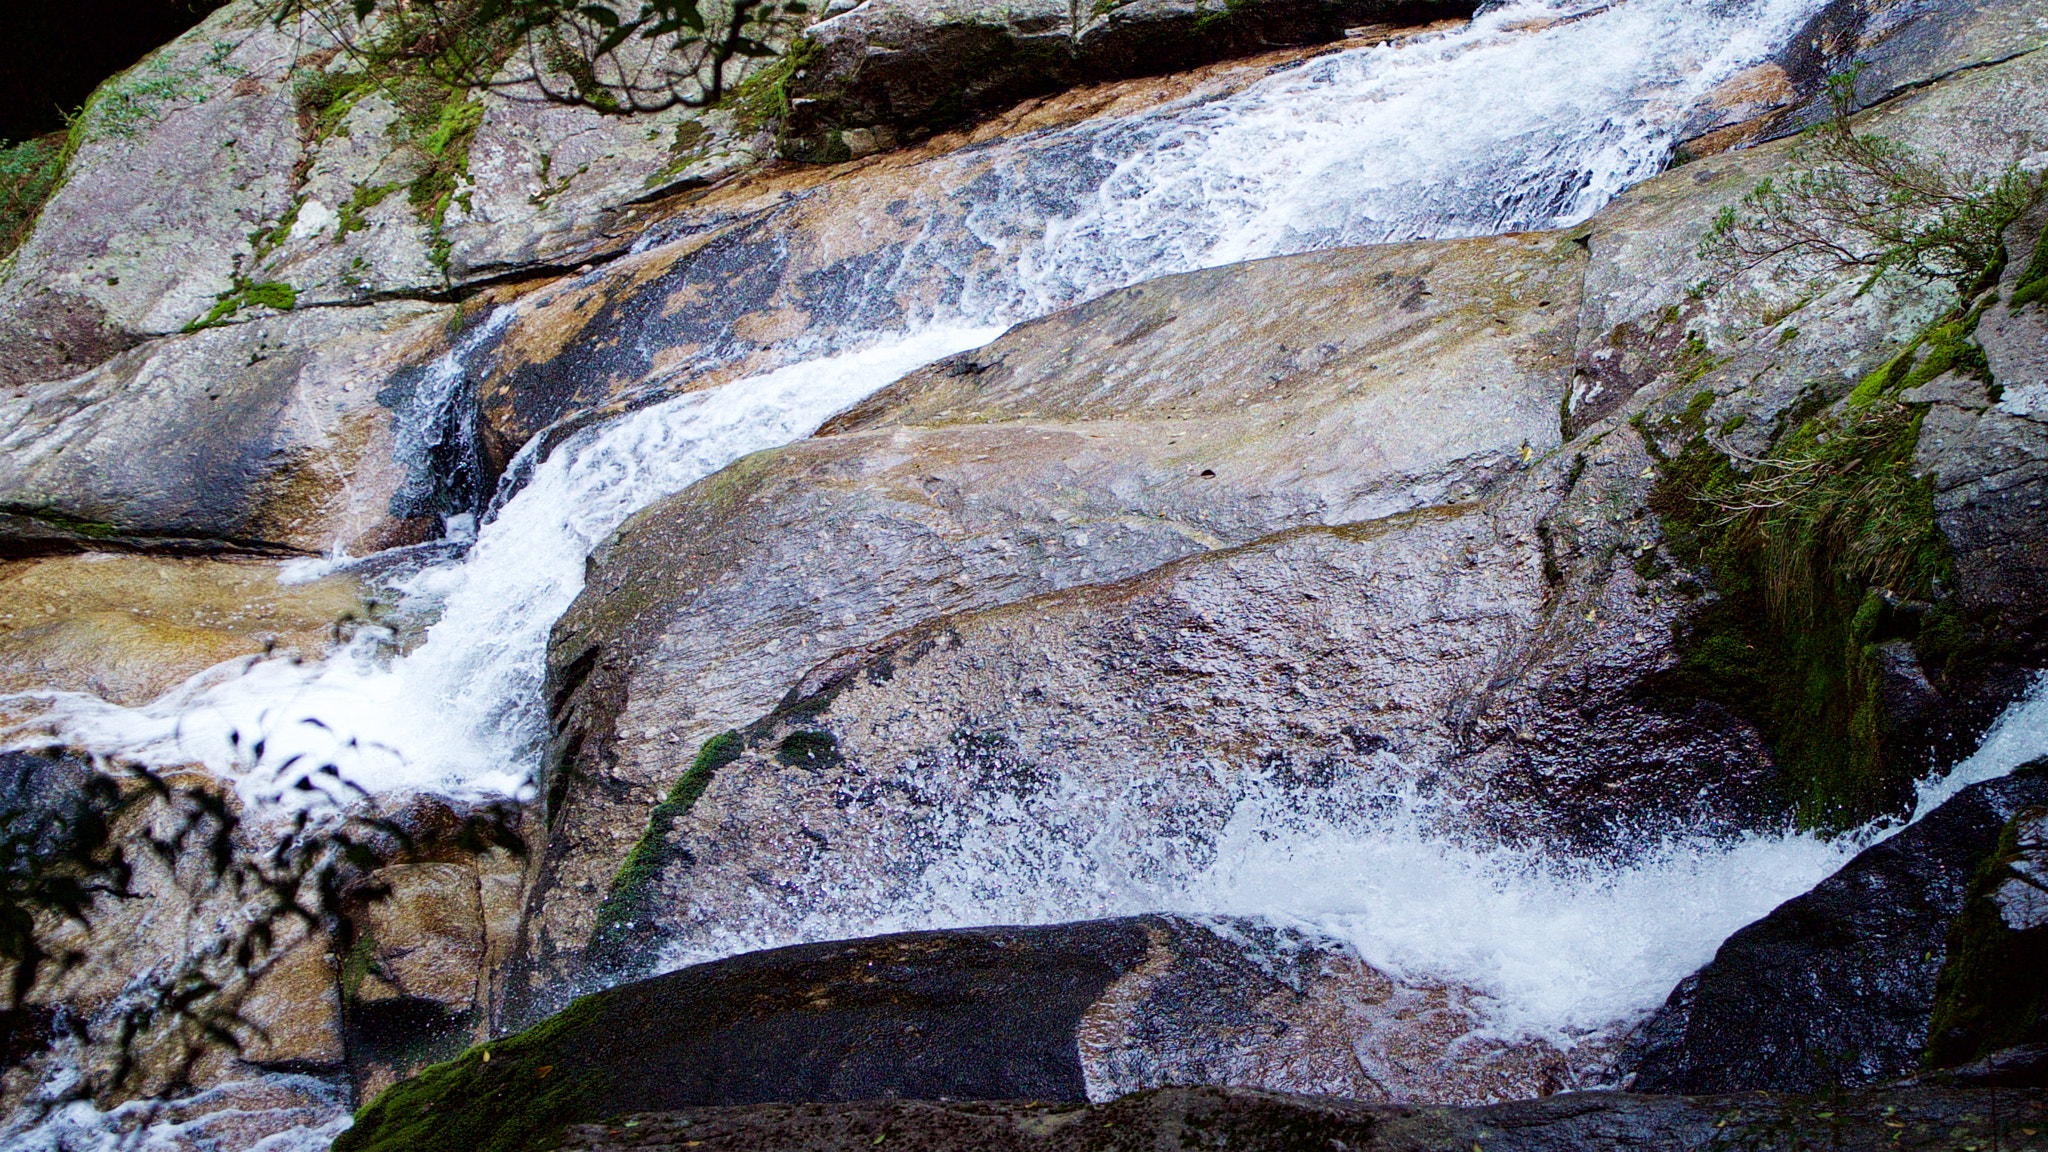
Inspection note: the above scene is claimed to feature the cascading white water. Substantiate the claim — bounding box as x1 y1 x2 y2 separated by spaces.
3 0 1832 808
12 0 2024 1137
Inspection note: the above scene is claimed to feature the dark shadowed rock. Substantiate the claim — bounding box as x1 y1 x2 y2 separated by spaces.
552 1086 2048 1152
1622 764 2048 1093
780 0 1471 160
342 916 1605 1152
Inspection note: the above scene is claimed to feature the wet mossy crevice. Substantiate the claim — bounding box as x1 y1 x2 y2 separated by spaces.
1925 770 2048 1070
1641 305 1988 831
582 731 744 980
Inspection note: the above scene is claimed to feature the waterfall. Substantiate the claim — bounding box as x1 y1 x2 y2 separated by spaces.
5 0 1998 1136
0 0 1834 808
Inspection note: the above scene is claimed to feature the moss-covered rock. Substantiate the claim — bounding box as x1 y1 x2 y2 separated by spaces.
1927 800 2048 1068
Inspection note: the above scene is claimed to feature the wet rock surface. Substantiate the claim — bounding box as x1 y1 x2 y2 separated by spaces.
1622 766 2048 1093
521 231 1585 996
341 916 1602 1152
556 1086 2048 1152
0 301 452 558
0 553 370 706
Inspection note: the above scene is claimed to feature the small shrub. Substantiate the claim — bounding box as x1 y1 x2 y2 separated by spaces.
1700 69 2044 295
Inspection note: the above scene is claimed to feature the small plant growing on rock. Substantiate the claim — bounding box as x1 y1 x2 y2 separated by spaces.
1701 69 2044 295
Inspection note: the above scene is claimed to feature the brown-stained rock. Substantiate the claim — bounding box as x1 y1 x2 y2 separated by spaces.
0 553 370 706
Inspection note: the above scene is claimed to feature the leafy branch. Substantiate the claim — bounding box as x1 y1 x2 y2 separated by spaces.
0 745 523 1124
275 0 811 114
1701 69 2045 294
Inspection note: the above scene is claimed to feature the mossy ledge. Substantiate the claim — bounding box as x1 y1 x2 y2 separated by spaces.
331 993 607 1152
1640 306 1984 830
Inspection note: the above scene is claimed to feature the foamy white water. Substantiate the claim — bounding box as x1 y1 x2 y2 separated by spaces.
0 1072 351 1152
1914 670 2048 815
989 0 1826 314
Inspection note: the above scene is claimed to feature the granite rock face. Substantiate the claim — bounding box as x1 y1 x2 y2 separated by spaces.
520 231 1588 998
0 301 452 558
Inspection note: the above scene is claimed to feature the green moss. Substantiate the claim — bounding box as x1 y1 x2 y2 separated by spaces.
335 182 399 240
186 279 297 331
1926 798 2048 1067
583 732 744 977
2010 231 2048 311
1646 315 1963 829
0 505 122 539
332 994 607 1152
728 37 823 135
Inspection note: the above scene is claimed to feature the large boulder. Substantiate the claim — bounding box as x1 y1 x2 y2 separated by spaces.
514 230 1588 1002
1622 765 2048 1093
342 915 1598 1152
0 301 452 558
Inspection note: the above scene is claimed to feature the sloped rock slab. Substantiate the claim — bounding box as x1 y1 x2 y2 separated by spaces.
559 1086 2048 1152
1622 764 2048 1093
344 916 1598 1152
518 232 1583 988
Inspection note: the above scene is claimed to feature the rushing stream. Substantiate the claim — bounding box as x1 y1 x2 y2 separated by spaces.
8 0 2043 1144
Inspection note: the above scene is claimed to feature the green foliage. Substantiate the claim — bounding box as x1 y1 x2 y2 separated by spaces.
1701 69 2044 294
187 278 299 331
1647 320 1960 828
1926 792 2048 1068
275 0 810 114
332 991 605 1152
0 746 519 1122
0 135 68 260
584 731 741 977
